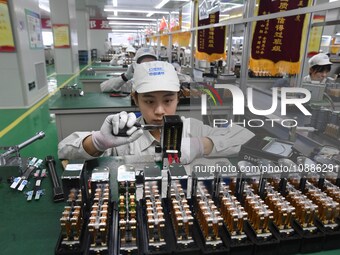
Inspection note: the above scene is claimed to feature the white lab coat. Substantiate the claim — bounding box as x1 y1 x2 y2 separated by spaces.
302 75 327 84
58 117 255 161
104 41 111 53
100 76 132 93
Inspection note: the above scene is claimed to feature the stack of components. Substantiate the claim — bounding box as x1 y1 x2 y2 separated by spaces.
169 180 194 242
83 68 95 76
310 106 340 139
323 179 340 205
58 189 84 253
243 185 273 237
100 54 114 62
118 180 138 252
326 83 340 101
284 181 318 230
265 184 295 233
195 181 223 245
122 58 133 66
219 181 248 238
88 183 110 252
144 181 166 246
60 84 82 97
304 181 339 226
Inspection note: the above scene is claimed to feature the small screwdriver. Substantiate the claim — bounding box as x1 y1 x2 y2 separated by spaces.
117 123 162 136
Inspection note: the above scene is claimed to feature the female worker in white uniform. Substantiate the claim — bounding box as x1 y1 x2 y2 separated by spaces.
303 53 332 83
100 47 157 93
58 61 255 164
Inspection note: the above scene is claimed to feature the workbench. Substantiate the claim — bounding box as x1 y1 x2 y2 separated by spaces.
79 72 121 92
91 64 127 73
1 156 339 254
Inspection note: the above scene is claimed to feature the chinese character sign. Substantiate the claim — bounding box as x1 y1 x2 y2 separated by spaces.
89 19 110 30
307 15 325 57
196 11 226 62
53 24 70 48
249 0 311 75
41 18 52 29
0 0 15 52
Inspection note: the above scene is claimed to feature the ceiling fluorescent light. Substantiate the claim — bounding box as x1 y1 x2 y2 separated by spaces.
111 29 138 33
39 4 50 13
155 0 170 9
111 26 146 29
112 0 117 15
104 7 169 14
107 17 158 21
109 22 155 25
146 12 155 17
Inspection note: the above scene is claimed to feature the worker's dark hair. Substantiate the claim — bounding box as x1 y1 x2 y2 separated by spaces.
310 64 331 75
137 55 157 64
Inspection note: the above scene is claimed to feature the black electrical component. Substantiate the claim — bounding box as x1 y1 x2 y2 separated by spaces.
45 155 64 202
161 115 183 168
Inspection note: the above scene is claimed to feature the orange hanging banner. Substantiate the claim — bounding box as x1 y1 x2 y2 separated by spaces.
196 11 226 62
307 15 325 57
249 0 311 75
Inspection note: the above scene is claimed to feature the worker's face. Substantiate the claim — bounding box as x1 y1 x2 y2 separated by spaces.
134 91 178 124
310 69 329 82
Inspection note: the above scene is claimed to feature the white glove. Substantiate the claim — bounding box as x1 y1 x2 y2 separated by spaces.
180 137 204 164
124 64 134 80
92 112 143 152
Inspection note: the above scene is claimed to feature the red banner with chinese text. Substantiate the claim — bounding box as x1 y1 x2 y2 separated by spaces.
249 0 311 75
89 19 111 30
41 18 51 29
195 11 226 62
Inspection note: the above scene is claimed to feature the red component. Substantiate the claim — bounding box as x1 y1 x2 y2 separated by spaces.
168 154 173 165
174 154 180 163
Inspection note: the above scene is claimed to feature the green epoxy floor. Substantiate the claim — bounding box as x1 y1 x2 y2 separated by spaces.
0 64 88 255
1 64 340 255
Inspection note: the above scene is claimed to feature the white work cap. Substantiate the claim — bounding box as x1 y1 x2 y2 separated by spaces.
309 53 332 68
134 47 157 63
126 46 136 54
133 61 180 93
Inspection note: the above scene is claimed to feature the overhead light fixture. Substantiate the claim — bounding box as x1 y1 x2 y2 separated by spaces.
104 7 170 14
110 25 150 28
111 27 146 30
112 0 118 16
109 21 155 26
39 4 50 13
155 0 190 9
111 29 139 33
107 17 158 21
155 0 170 9
146 12 155 17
